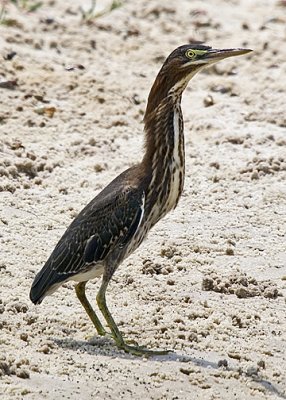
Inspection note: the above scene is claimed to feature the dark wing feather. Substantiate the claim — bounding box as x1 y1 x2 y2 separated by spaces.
30 177 144 304
82 188 144 263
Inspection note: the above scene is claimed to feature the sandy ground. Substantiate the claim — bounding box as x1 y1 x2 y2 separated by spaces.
1 0 286 399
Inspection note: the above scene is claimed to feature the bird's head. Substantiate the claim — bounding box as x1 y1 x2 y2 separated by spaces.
145 43 252 116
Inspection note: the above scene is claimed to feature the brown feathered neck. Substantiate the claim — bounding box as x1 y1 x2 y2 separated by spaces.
144 62 186 120
142 65 191 165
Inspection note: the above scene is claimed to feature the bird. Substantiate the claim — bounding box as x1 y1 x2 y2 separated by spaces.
30 44 252 356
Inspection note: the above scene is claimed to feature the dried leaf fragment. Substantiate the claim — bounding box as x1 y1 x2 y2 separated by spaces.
34 106 56 118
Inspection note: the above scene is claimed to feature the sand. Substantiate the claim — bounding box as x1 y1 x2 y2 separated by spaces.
1 0 286 399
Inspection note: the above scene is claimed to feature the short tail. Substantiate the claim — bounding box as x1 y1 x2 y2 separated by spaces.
29 264 67 304
30 231 81 304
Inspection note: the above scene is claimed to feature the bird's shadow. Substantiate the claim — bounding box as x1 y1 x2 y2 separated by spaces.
53 336 286 399
52 334 213 365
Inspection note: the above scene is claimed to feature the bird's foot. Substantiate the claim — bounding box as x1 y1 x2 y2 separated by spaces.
119 342 171 357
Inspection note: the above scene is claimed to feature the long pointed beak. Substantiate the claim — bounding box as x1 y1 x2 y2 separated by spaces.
205 48 252 61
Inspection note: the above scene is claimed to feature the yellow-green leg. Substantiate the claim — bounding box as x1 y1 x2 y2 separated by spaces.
96 279 170 356
75 281 106 336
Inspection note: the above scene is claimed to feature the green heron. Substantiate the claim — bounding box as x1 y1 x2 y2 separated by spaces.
30 44 251 356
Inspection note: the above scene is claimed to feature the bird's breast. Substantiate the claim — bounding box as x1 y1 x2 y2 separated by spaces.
125 102 185 256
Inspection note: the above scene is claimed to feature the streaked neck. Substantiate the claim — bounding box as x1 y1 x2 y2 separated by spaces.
142 93 185 217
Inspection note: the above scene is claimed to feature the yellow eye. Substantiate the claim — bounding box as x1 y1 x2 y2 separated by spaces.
185 49 196 59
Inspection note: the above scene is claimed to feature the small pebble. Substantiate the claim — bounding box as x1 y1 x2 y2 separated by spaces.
20 333 28 342
204 95 214 107
39 345 50 354
226 248 234 256
257 360 266 369
251 171 259 180
16 369 30 379
246 366 258 377
218 359 228 368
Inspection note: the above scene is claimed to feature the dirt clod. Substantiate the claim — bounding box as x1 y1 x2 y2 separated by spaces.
202 271 280 299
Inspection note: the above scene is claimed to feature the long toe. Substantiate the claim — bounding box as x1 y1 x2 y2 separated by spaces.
120 343 172 357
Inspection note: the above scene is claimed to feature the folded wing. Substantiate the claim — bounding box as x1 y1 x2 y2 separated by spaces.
30 184 145 304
